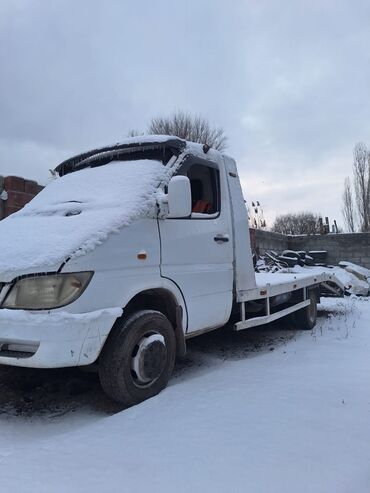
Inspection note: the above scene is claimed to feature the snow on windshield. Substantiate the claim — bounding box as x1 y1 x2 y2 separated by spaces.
0 159 168 276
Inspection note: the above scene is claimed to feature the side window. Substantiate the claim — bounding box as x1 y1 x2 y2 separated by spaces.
185 163 220 216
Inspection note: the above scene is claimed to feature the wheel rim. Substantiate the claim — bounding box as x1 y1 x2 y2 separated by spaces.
130 333 167 387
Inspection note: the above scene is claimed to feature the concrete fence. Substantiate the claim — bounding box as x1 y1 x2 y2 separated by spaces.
250 228 370 269
250 229 289 254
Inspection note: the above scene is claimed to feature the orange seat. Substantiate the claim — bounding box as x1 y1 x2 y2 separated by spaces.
192 200 212 214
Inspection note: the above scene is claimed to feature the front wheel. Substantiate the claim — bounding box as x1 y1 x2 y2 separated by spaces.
99 310 176 406
294 290 317 330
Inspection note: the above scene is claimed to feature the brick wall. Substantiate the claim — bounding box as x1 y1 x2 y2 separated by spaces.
0 175 43 220
250 228 370 269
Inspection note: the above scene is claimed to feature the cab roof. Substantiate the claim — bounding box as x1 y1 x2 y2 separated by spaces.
55 135 187 176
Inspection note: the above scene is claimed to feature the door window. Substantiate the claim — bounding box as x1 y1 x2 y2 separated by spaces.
178 161 220 218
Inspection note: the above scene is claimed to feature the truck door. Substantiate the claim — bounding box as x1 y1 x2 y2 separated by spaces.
159 156 233 334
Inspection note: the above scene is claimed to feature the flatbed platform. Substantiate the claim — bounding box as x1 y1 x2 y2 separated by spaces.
238 271 343 303
235 270 344 331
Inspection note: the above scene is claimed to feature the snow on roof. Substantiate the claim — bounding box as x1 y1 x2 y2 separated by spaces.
98 134 215 154
0 159 168 277
108 134 184 146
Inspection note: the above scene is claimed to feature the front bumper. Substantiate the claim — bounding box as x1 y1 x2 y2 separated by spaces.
0 307 122 368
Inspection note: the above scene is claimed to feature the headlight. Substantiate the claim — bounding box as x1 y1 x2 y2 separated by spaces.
2 272 93 310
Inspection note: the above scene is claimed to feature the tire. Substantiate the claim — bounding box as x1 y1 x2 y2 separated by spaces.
99 310 176 406
294 290 317 330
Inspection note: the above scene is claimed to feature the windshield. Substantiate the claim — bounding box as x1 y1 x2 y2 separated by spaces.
20 159 167 216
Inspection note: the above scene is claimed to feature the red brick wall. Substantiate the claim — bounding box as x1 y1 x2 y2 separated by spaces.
0 176 43 219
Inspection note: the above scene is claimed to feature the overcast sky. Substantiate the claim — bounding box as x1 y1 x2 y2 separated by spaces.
1 0 370 227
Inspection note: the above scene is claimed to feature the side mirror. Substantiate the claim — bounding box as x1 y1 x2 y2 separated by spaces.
167 176 191 218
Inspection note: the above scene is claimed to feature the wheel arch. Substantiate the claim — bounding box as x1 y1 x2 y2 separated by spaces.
104 285 187 357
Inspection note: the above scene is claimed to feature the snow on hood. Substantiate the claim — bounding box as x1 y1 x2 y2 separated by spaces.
0 159 168 278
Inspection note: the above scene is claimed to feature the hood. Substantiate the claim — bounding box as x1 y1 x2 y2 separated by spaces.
0 159 168 280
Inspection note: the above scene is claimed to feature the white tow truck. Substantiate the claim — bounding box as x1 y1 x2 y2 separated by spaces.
0 136 339 405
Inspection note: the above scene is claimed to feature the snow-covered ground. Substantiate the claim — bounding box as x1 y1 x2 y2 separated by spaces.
0 296 369 493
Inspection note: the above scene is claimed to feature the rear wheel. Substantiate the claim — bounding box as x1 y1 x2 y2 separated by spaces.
99 310 176 406
294 290 317 330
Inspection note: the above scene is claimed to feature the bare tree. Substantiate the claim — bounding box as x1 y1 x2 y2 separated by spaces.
342 177 356 232
147 110 227 151
271 212 322 235
353 142 370 232
342 142 370 232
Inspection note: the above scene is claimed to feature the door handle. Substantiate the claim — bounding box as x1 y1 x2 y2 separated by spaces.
214 234 229 243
